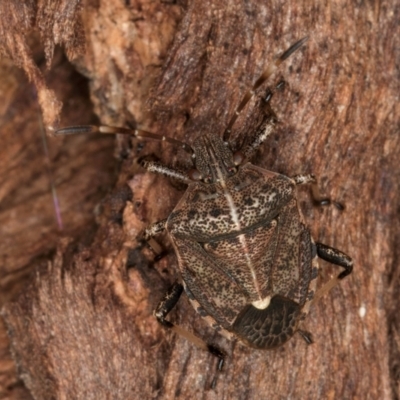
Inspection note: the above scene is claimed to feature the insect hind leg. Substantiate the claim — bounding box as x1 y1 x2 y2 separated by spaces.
296 329 314 345
155 282 226 388
299 240 352 342
309 243 353 307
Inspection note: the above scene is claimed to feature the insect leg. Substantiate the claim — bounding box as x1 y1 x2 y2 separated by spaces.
57 124 196 183
292 174 344 210
309 243 353 306
223 36 308 141
155 282 226 386
238 81 286 162
316 243 353 279
242 110 277 164
143 219 166 239
142 219 168 257
141 160 192 184
296 329 314 345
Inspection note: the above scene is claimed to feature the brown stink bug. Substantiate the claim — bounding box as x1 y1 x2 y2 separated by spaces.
56 37 353 378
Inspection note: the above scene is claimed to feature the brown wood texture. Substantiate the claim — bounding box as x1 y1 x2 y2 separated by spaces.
1 0 399 399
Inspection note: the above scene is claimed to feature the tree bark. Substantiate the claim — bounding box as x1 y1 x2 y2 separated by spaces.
1 0 399 399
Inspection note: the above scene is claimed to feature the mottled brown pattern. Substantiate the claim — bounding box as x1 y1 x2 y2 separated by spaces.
203 223 278 297
233 296 301 349
167 151 315 347
169 165 295 240
269 200 312 304
177 236 248 324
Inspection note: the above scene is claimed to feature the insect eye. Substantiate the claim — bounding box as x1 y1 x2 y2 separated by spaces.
189 169 203 181
204 176 213 184
228 166 237 175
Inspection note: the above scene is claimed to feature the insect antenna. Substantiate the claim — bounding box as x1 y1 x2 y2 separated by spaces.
223 36 308 141
55 124 194 155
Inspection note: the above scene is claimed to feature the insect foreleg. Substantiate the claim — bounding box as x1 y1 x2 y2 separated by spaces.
241 114 277 161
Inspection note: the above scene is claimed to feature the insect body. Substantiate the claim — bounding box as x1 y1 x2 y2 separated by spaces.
150 127 352 352
168 159 312 349
56 37 353 370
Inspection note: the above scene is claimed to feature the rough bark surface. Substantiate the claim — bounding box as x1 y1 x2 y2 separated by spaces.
0 3 117 398
1 0 399 399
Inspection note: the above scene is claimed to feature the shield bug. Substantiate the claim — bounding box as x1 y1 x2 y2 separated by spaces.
56 37 353 377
